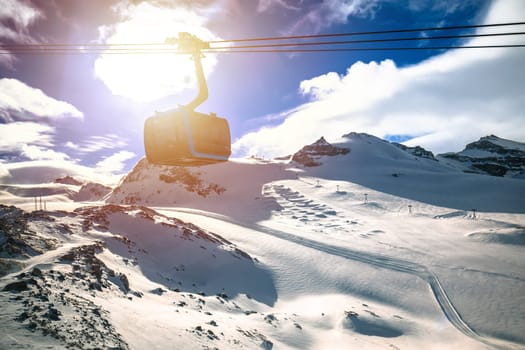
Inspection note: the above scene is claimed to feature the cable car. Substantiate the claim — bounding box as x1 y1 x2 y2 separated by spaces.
144 109 231 165
144 33 231 165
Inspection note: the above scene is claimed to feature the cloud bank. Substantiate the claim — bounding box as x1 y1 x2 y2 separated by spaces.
0 78 134 176
0 78 83 122
95 150 136 174
233 0 525 157
0 78 84 163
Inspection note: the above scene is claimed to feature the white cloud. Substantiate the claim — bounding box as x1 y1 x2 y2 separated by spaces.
0 0 43 67
257 0 300 12
0 162 9 179
0 0 42 30
95 150 136 174
21 144 70 161
287 0 379 35
0 121 74 163
0 78 83 120
94 2 221 102
64 134 128 154
233 0 525 157
0 122 54 152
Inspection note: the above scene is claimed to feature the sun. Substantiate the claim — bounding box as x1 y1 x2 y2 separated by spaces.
94 3 219 102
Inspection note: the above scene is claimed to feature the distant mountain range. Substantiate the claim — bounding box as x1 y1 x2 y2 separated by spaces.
291 133 525 179
108 132 525 214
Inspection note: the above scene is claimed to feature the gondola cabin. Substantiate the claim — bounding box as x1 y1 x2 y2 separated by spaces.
144 108 231 165
143 32 232 166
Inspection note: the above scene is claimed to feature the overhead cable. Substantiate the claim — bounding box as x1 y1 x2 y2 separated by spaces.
1 21 524 55
208 31 525 50
209 21 525 43
2 44 525 55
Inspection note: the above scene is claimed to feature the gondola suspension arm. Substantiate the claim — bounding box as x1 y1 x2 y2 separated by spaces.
165 33 210 111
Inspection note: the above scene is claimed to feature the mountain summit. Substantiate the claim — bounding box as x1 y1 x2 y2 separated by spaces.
291 137 350 166
438 135 525 177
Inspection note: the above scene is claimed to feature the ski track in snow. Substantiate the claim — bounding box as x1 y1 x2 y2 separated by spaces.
169 181 514 350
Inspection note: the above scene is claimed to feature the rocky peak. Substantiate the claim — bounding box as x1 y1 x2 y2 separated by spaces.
54 176 83 186
291 137 350 167
311 136 331 147
465 135 525 155
439 135 525 177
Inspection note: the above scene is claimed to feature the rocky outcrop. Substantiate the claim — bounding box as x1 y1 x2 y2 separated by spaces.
439 135 525 177
54 176 83 186
393 143 436 161
291 137 350 167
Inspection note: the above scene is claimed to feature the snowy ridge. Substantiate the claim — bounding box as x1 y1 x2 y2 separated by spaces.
0 204 277 350
71 183 112 202
0 181 113 205
296 132 525 213
438 135 525 177
108 157 295 222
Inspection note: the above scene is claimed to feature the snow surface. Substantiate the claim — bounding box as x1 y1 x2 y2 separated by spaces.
1 133 524 349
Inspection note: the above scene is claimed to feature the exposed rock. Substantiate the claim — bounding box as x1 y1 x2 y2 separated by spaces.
158 167 225 197
392 143 436 160
111 158 226 204
31 267 43 277
0 205 59 268
0 203 260 350
54 175 83 186
291 137 350 167
439 135 525 177
3 280 29 292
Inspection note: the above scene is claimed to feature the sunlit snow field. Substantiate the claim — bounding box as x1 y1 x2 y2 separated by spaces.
1 134 524 350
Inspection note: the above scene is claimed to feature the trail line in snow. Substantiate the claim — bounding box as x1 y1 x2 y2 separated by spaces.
164 207 510 350
1 239 94 282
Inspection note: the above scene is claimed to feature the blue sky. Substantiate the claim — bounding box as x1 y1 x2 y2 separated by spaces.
1 0 524 179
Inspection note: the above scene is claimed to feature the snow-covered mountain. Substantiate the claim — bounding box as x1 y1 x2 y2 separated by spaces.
71 182 113 202
108 157 295 221
0 204 273 350
0 181 112 205
438 135 525 178
1 132 525 350
288 132 525 212
291 133 525 179
106 133 525 214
